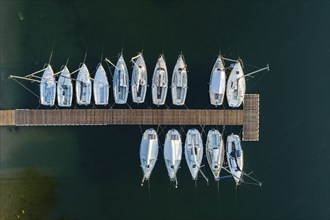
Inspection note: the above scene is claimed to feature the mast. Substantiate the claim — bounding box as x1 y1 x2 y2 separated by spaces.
9 75 41 83
241 64 270 79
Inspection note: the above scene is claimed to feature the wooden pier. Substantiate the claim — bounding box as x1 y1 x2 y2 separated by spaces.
0 94 259 141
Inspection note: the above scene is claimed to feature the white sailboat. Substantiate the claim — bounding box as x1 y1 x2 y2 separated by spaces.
76 63 92 105
40 64 56 106
209 56 226 106
226 134 244 184
113 54 129 104
184 128 203 180
131 53 147 103
152 54 168 105
93 63 109 105
57 66 73 107
164 129 182 187
140 128 159 185
206 129 225 180
226 61 245 107
171 54 188 106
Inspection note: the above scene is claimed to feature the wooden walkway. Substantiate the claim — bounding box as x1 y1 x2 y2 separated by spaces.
243 94 259 141
0 94 259 141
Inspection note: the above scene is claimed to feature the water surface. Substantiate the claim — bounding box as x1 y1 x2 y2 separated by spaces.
0 1 329 219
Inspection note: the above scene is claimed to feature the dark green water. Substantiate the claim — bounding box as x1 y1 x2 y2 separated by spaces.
0 1 329 219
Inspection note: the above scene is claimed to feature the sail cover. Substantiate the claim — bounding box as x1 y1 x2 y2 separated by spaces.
210 71 223 94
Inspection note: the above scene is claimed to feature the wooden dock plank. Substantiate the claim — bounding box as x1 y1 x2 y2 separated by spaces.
243 94 260 141
1 94 260 141
15 109 247 125
0 110 15 126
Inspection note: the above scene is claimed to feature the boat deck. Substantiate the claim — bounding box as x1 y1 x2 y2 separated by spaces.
0 94 259 141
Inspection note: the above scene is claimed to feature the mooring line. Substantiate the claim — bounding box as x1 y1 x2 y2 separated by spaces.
12 78 39 98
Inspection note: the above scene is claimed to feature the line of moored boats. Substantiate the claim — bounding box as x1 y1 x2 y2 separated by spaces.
140 128 245 188
10 52 269 108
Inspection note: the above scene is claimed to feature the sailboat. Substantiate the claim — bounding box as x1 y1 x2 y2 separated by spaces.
57 66 73 107
113 54 129 104
93 63 109 105
226 134 244 184
131 53 147 103
152 54 168 105
164 129 182 187
40 64 56 106
209 55 226 106
171 54 188 106
206 129 225 180
140 128 159 185
76 63 92 105
226 61 245 107
184 128 203 180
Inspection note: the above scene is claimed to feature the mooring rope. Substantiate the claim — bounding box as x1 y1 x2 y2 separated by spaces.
138 124 143 135
105 59 114 79
12 78 39 98
126 103 132 109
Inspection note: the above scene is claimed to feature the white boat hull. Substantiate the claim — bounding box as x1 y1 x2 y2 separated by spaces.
209 56 226 106
206 129 224 180
184 128 203 180
152 55 168 105
76 64 92 105
171 55 187 106
226 62 245 107
131 53 147 103
140 128 159 180
164 129 182 181
40 64 56 106
57 66 73 107
93 64 109 105
113 55 129 104
226 134 244 184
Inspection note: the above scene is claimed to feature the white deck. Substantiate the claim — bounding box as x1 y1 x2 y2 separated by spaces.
184 128 203 180
152 55 168 105
209 56 226 106
140 128 159 180
113 55 129 104
206 129 224 180
131 53 147 103
226 62 246 107
76 64 92 105
171 55 188 106
40 64 56 106
93 64 109 105
226 134 244 184
57 66 73 107
164 129 182 181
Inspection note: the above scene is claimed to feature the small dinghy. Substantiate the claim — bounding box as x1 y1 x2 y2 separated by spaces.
184 128 203 180
76 63 92 105
209 56 226 106
226 134 244 184
140 128 159 185
164 129 182 187
152 55 168 105
113 54 129 104
40 64 56 106
131 53 147 103
226 61 245 107
57 66 73 107
93 64 109 105
206 129 225 180
171 54 188 106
